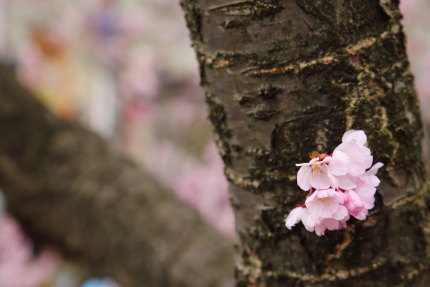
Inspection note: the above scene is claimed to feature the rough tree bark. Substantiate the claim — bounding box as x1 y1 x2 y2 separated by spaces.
181 0 430 286
0 64 234 287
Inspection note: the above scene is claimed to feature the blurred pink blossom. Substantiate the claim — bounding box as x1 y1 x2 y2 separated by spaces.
400 0 430 106
174 143 235 237
0 216 60 287
120 10 149 39
399 0 416 21
16 43 46 88
120 48 160 101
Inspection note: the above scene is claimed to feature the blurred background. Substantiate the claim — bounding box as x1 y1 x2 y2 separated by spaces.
0 0 428 286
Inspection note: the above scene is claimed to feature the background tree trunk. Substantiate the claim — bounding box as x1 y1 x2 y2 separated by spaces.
181 0 430 286
0 64 234 287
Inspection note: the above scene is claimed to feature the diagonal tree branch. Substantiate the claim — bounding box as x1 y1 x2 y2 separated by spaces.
0 64 234 287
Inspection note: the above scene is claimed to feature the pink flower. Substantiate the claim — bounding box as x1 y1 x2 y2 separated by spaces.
296 157 333 191
285 201 349 237
296 150 357 191
285 130 383 236
305 189 348 221
0 216 60 287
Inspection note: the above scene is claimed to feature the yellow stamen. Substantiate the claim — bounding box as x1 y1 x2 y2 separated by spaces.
312 164 322 176
320 197 330 205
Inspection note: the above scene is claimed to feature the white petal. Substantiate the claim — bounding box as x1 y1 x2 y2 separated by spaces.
296 163 308 167
285 207 304 229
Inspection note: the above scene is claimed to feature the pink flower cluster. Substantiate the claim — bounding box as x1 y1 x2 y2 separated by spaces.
0 216 60 287
285 130 383 236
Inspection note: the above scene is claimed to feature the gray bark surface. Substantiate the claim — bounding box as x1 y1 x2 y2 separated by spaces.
0 64 234 287
181 0 430 286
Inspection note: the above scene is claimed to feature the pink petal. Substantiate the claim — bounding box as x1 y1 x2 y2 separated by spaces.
357 193 375 210
328 150 349 176
337 175 357 189
344 190 364 215
306 189 340 219
323 218 342 230
333 205 349 220
356 183 376 198
336 142 373 176
368 175 381 187
342 130 367 145
314 223 327 236
353 208 368 220
364 162 384 186
366 162 384 176
297 166 311 191
327 172 340 189
310 200 333 218
308 165 331 189
301 209 316 232
316 188 337 199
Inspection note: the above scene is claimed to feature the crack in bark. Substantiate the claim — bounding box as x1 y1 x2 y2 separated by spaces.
242 29 397 77
225 167 261 189
208 0 282 17
273 257 387 282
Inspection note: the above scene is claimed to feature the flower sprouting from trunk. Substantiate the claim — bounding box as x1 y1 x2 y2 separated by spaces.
285 130 383 236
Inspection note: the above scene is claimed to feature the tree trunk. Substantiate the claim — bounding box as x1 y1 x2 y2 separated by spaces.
181 0 430 286
0 64 234 287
